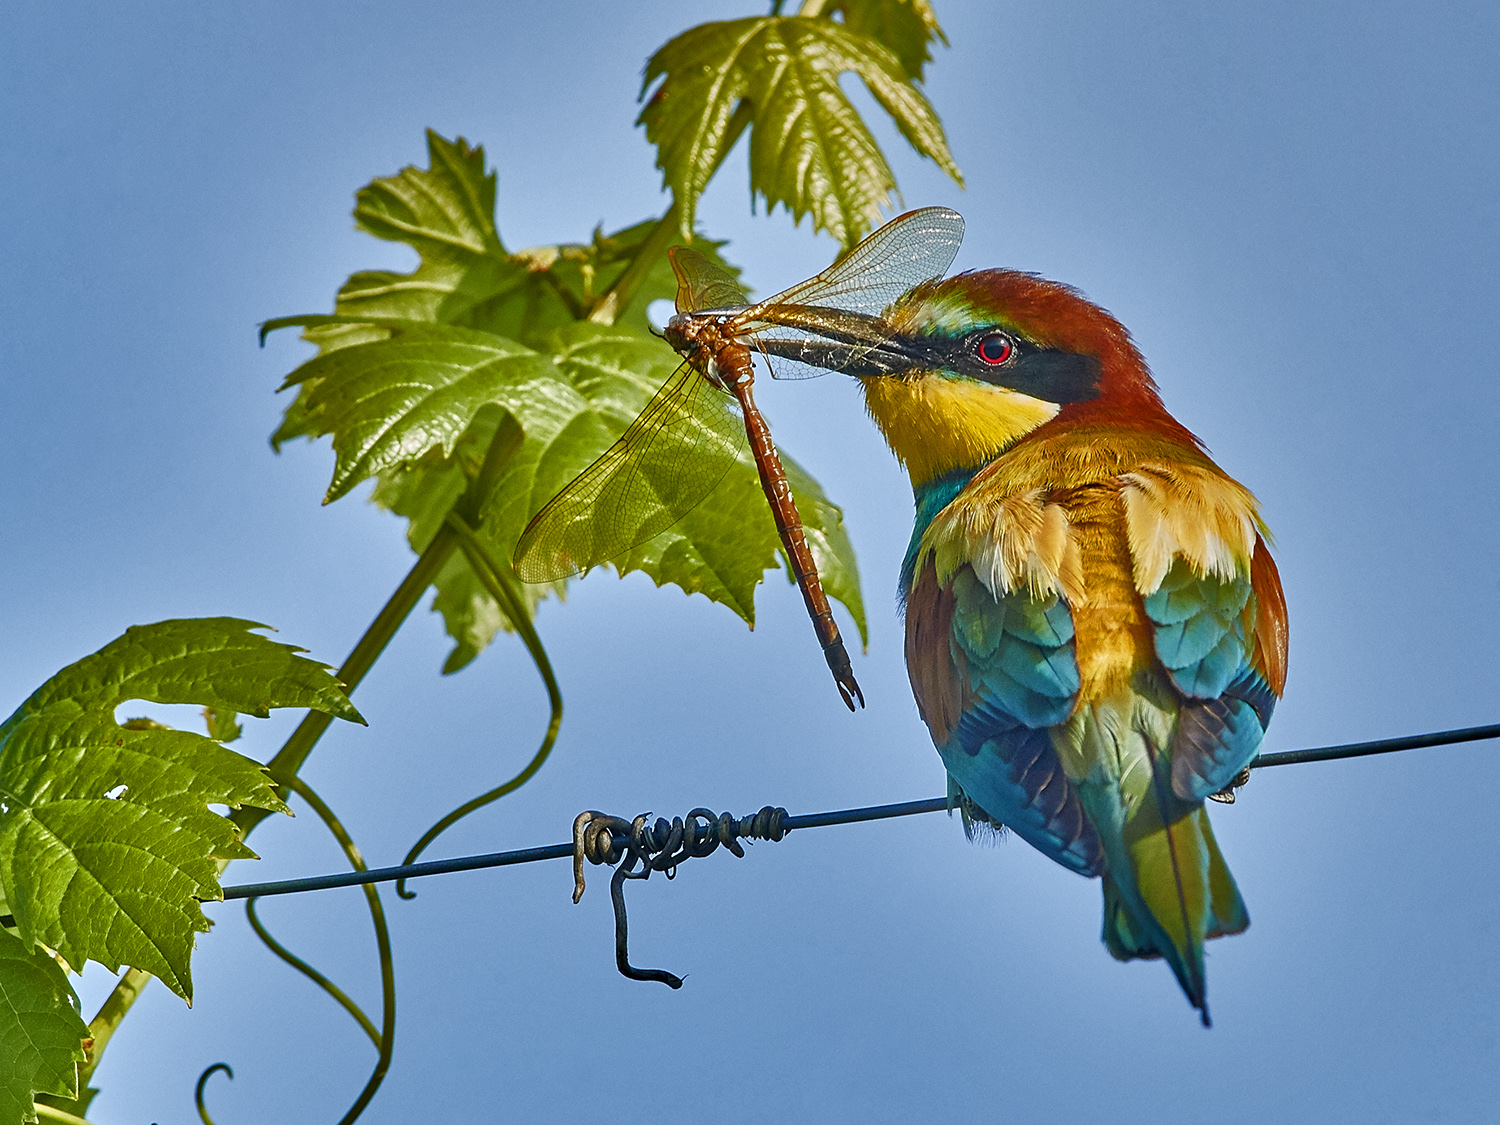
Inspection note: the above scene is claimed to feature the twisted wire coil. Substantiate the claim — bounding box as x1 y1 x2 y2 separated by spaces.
572 806 789 987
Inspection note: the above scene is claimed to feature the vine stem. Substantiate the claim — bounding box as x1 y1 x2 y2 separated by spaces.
589 102 753 324
64 965 150 1102
32 1104 94 1125
234 518 463 838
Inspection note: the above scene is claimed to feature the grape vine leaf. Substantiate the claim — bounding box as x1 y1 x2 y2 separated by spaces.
202 707 242 743
279 325 556 503
364 324 867 671
268 132 863 671
510 326 865 645
0 619 363 1001
351 128 503 261
367 406 558 673
639 15 961 247
0 928 89 1125
266 133 741 449
511 219 746 340
828 0 948 82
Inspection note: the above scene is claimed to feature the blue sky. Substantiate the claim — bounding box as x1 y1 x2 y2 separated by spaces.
3 1 1498 1121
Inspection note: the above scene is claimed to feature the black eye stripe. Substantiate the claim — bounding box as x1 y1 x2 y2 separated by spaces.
918 329 1102 404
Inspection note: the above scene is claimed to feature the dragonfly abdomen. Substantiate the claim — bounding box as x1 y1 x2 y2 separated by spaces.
725 346 864 711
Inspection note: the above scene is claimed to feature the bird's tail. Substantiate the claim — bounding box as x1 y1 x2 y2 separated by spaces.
1101 783 1248 1027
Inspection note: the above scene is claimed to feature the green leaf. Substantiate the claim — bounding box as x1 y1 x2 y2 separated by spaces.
0 619 362 1001
364 327 651 671
267 133 735 451
0 929 89 1125
202 708 242 743
367 406 563 673
266 130 545 450
514 221 746 340
3 618 364 728
352 129 503 259
264 132 532 355
483 324 866 665
268 132 864 670
827 0 947 82
640 16 961 247
280 325 557 502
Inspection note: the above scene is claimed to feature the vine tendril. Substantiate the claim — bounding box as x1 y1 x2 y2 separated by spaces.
225 776 395 1125
394 512 563 898
194 1062 232 1125
245 898 379 1046
286 776 396 1125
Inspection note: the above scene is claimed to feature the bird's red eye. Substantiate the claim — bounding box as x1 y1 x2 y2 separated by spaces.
976 332 1013 365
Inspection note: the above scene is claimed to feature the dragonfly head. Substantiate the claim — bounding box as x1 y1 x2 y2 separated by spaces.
665 310 759 392
663 310 727 363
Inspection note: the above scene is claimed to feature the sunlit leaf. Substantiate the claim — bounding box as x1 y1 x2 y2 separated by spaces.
828 0 947 82
0 929 89 1125
504 325 864 658
266 132 536 449
0 620 362 1000
367 406 565 673
202 707 242 743
366 324 865 669
352 129 503 260
279 325 556 502
268 134 738 445
268 133 865 670
640 16 961 246
514 221 746 339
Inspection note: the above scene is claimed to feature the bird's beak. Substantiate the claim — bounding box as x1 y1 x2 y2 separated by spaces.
753 317 935 379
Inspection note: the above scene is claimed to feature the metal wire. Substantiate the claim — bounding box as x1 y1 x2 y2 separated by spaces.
219 721 1500 903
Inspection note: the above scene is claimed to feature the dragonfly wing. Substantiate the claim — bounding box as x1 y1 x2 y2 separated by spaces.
728 206 964 380
758 206 964 317
670 246 750 314
512 361 746 582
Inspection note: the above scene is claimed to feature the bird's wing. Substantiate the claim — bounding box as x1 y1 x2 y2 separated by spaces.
906 554 1102 877
1121 462 1288 801
1248 542 1289 696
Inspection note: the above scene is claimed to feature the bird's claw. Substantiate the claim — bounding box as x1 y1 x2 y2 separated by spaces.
1207 767 1252 804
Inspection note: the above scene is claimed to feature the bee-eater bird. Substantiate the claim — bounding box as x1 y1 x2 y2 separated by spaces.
855 269 1287 1025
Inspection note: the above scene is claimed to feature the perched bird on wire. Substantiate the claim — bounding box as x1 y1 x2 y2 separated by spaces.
848 252 1287 1025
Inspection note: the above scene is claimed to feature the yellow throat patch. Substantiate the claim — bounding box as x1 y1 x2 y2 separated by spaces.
861 373 1059 487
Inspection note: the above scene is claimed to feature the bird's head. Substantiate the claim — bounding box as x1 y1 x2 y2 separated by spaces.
850 270 1192 487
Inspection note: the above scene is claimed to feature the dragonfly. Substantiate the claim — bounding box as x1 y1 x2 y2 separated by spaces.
512 206 966 710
